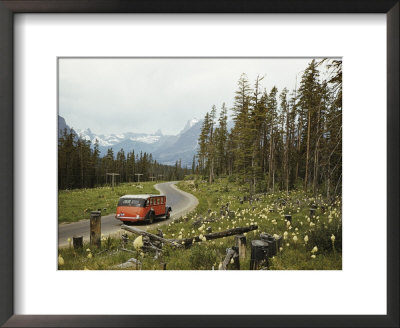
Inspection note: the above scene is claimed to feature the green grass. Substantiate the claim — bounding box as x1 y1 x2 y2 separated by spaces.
58 177 342 270
58 182 159 224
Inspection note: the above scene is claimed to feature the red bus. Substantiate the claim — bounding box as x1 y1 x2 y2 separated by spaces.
115 194 171 224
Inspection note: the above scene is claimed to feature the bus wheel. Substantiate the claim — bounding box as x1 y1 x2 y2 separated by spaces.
149 212 155 224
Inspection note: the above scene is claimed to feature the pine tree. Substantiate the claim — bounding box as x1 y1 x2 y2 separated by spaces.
298 60 320 192
215 103 228 175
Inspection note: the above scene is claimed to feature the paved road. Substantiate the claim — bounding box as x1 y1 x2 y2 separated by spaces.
58 181 198 247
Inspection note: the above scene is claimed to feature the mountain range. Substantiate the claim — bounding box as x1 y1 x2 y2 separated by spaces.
58 115 204 167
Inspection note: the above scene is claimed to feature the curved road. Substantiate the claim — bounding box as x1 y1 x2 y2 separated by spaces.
58 181 198 247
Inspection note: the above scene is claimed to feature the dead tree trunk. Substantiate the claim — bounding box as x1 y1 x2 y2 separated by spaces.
73 236 83 249
220 247 239 270
250 240 269 270
121 225 184 248
177 225 258 247
304 109 311 192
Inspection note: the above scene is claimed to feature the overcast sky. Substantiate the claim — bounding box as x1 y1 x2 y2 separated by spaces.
59 58 332 136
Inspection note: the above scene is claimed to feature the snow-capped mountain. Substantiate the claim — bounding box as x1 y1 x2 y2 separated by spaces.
179 117 200 135
59 116 204 167
75 129 163 148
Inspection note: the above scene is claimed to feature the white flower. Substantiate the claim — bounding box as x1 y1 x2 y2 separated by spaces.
86 248 91 252
133 235 143 250
331 234 336 243
87 252 93 259
293 235 298 243
311 246 318 253
311 254 316 259
304 235 309 244
283 231 288 240
58 255 64 266
286 221 291 226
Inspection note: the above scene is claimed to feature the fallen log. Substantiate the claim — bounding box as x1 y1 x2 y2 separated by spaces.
176 225 258 247
121 224 183 248
192 215 221 227
112 257 142 270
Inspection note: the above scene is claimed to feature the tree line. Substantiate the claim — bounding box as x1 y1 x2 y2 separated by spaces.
58 131 190 190
196 59 342 198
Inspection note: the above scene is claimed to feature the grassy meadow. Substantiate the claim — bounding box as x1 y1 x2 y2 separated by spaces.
58 182 159 224
58 176 342 270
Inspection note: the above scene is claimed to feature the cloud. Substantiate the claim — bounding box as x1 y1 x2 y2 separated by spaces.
59 58 333 135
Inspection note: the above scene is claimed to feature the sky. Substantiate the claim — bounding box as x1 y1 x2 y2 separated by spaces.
59 58 333 136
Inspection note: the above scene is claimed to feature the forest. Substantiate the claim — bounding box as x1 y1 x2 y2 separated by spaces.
58 133 190 190
196 59 342 199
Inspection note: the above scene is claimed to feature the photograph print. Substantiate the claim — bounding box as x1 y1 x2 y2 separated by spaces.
58 58 342 270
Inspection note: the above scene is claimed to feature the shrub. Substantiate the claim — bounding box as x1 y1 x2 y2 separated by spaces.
307 219 342 253
189 243 218 270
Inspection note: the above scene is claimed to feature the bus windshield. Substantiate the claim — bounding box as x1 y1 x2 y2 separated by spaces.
118 198 146 207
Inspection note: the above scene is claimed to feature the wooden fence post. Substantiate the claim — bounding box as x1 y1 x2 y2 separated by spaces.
285 214 292 223
235 235 247 259
73 235 83 249
90 211 101 247
310 208 316 219
231 246 240 270
250 240 269 270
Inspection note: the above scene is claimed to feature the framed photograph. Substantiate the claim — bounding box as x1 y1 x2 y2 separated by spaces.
0 1 398 327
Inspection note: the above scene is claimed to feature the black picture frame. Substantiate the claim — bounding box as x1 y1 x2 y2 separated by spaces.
0 1 398 327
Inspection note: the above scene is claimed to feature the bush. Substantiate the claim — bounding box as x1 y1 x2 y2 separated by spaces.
227 175 237 183
307 219 342 253
189 243 218 269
